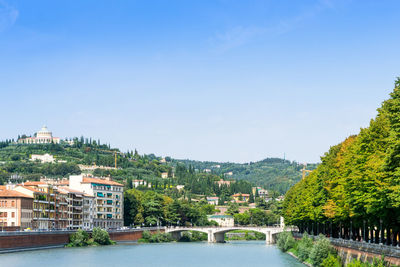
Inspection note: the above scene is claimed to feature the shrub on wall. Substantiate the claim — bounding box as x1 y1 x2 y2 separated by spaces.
67 229 89 247
276 231 295 252
297 232 313 262
309 234 335 267
92 227 114 245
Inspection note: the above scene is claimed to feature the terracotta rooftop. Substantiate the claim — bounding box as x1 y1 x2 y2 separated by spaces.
17 186 44 194
82 177 123 186
232 193 250 197
0 189 33 198
58 186 85 195
23 181 47 186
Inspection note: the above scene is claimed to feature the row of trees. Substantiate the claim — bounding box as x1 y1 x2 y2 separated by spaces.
283 79 400 246
124 189 219 227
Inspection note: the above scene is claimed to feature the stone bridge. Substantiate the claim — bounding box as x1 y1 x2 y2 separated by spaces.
165 226 288 244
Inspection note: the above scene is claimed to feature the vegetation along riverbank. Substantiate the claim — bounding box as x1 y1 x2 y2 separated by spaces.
67 228 115 247
277 231 398 267
138 230 208 243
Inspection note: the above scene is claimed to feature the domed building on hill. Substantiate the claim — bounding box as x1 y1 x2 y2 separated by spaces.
18 126 61 144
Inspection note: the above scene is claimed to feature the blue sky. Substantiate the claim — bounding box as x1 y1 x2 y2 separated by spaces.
0 0 399 163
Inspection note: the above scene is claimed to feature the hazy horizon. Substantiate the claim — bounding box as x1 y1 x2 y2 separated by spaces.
1 0 399 163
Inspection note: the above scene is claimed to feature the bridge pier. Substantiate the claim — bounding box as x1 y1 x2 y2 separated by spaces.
265 231 273 245
171 231 182 241
214 232 225 243
208 230 215 242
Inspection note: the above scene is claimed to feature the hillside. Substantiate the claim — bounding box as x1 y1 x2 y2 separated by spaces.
0 136 317 194
171 158 318 194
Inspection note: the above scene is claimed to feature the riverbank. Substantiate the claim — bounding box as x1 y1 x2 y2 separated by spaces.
0 228 162 253
277 231 400 266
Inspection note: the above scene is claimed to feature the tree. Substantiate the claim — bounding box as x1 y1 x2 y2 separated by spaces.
226 202 239 215
276 231 295 252
309 235 335 267
92 227 113 245
297 232 313 262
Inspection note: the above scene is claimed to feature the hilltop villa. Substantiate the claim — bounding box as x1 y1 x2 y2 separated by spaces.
18 126 61 144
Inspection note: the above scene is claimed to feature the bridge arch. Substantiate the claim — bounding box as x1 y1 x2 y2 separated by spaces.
165 226 287 244
165 228 209 241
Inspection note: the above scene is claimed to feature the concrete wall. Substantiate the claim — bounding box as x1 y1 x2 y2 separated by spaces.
0 228 165 252
293 232 400 265
108 229 163 241
0 231 72 251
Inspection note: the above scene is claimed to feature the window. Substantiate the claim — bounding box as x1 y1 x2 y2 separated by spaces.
11 201 15 207
12 212 15 218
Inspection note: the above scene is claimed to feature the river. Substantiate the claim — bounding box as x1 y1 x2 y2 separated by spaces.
0 241 305 267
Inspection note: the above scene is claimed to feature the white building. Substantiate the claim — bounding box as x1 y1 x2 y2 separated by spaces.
133 180 149 188
207 215 234 227
69 174 124 229
18 126 61 144
206 196 219 205
30 153 55 163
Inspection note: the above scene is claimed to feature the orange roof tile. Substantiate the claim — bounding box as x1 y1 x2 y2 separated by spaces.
232 193 250 197
82 177 123 186
24 181 47 186
18 186 43 194
58 186 85 195
0 189 33 198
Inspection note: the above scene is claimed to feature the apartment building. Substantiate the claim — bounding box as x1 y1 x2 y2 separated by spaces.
14 185 56 229
55 188 69 229
69 174 123 229
0 188 33 229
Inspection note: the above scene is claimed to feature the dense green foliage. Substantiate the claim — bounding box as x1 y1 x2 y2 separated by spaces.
124 189 217 227
67 229 91 247
139 230 174 243
297 232 313 262
233 208 279 226
276 231 296 252
172 158 318 194
225 230 266 241
309 235 335 267
178 231 208 242
67 228 114 247
92 227 114 245
282 79 400 241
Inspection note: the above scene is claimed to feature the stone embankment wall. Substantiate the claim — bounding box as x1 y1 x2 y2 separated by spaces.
108 228 164 241
332 239 400 266
0 231 72 252
0 228 165 252
293 232 400 265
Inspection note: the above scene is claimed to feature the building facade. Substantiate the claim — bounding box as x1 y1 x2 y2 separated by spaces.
69 175 124 229
207 215 234 227
0 189 33 229
30 153 55 163
18 126 61 144
15 184 56 230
